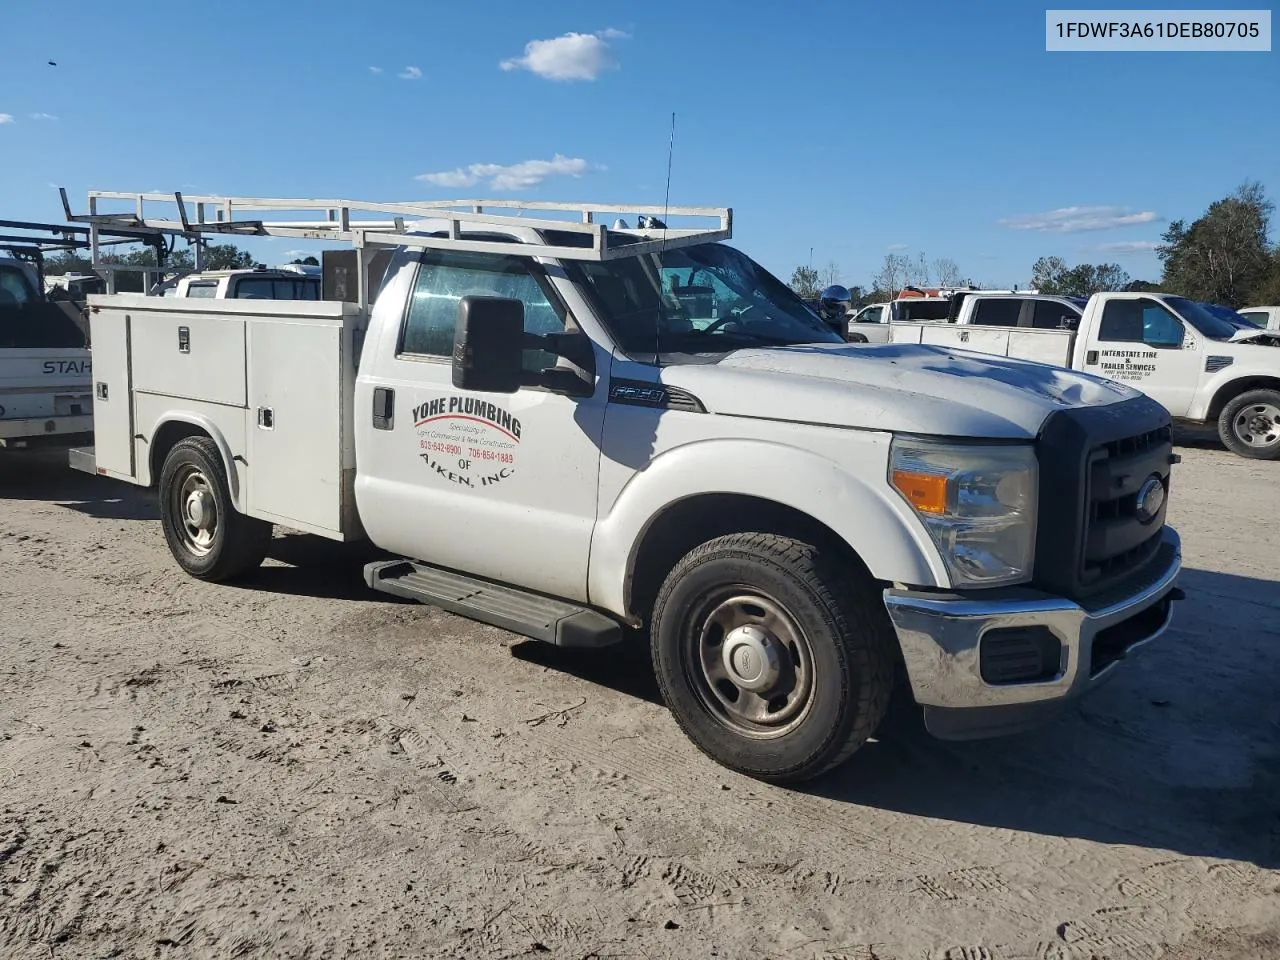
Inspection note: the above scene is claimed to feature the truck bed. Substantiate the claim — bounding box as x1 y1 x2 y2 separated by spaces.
83 294 366 540
889 321 1076 367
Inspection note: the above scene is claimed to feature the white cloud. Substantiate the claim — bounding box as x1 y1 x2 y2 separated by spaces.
0 114 14 124
416 154 590 191
500 30 625 81
398 66 422 80
887 243 909 251
30 112 58 121
283 250 317 259
369 66 384 74
999 205 1160 233
1094 240 1161 254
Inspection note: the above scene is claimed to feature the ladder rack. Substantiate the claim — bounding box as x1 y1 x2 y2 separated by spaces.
60 189 733 265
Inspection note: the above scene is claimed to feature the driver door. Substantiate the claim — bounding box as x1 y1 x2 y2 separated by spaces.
1085 297 1202 416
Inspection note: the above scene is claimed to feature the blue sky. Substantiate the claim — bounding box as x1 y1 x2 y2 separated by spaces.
1 1 1276 289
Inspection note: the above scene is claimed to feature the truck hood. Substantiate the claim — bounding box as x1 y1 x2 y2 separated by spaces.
659 342 1137 440
1227 329 1280 347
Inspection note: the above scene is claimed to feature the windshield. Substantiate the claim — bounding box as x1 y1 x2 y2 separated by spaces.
1201 302 1253 330
570 242 842 356
1166 296 1245 340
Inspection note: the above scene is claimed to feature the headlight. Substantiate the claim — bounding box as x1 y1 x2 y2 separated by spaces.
889 438 1038 588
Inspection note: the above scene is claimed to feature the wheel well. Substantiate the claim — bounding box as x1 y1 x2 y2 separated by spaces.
1207 376 1280 421
149 421 211 487
627 494 876 627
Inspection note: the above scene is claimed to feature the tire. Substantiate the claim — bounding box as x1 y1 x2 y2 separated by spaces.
158 437 272 581
1218 389 1280 460
650 532 895 784
848 333 868 343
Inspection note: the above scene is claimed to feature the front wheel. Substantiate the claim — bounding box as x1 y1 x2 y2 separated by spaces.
1218 389 1280 460
158 437 272 581
651 533 895 784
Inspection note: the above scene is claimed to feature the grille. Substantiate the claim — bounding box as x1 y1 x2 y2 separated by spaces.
1033 397 1172 601
1080 424 1171 592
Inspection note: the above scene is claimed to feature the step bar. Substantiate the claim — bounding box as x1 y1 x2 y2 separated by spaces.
364 559 623 649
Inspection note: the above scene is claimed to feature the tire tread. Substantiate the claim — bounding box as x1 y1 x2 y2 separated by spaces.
651 531 895 783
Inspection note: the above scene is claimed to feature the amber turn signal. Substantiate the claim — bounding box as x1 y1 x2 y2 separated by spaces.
891 469 948 515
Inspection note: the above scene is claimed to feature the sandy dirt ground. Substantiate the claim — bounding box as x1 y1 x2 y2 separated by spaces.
1 442 1278 960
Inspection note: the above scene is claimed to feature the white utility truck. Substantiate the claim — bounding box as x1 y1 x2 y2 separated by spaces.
0 213 179 450
1 244 92 449
892 291 1280 459
68 190 1183 783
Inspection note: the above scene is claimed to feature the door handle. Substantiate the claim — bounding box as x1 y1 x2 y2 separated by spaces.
373 387 394 430
1086 350 1099 365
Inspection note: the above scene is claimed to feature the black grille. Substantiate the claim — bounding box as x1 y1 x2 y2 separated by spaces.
1034 396 1172 601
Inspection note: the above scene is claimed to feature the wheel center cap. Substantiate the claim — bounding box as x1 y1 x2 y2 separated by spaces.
722 625 784 694
186 490 214 530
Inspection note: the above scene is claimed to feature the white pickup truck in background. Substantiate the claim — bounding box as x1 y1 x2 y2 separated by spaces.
1239 305 1280 333
892 291 1280 459
152 264 322 300
69 190 1183 784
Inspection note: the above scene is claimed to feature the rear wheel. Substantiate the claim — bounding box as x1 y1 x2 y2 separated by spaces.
1218 389 1280 460
158 437 272 581
651 532 894 783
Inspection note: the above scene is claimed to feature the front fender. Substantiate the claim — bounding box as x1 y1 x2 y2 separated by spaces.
586 437 948 618
1188 366 1280 421
140 411 244 511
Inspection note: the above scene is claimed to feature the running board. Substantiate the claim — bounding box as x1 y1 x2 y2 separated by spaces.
363 559 623 648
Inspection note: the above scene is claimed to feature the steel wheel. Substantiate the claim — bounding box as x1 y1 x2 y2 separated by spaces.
1231 401 1280 450
170 464 219 557
686 589 816 738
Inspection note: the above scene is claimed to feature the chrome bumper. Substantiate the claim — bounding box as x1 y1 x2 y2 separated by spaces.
883 527 1182 739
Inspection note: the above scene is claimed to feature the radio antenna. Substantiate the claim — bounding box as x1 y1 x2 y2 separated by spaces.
654 111 675 366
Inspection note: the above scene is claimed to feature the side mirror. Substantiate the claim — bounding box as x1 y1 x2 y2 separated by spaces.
452 296 524 394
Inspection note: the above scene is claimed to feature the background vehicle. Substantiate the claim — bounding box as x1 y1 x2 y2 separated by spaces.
152 265 322 300
1238 305 1280 332
892 291 1280 458
69 190 1182 784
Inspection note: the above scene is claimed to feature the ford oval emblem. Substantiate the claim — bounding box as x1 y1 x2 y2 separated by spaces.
1135 475 1165 523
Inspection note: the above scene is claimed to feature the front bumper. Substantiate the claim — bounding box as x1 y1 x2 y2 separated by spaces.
883 527 1182 739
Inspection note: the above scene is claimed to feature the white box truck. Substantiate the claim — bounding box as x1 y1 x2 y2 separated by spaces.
68 191 1183 783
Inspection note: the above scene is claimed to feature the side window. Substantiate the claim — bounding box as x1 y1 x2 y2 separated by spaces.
1098 298 1183 347
186 282 218 299
400 251 567 373
1032 300 1080 330
1238 311 1267 328
1141 302 1184 347
232 278 274 299
0 267 36 306
855 306 883 324
971 299 1023 327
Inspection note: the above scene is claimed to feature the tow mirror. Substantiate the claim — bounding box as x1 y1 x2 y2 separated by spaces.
452 296 524 394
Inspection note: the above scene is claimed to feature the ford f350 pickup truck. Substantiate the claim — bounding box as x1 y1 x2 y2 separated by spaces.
68 191 1183 783
892 291 1280 459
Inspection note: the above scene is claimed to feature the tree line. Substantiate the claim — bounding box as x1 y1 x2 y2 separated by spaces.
790 180 1280 308
40 244 319 275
